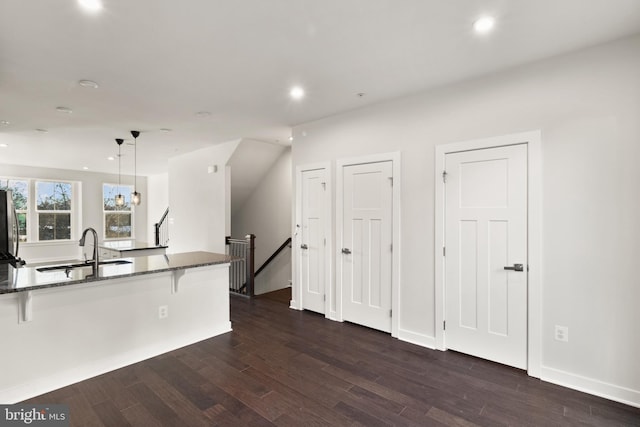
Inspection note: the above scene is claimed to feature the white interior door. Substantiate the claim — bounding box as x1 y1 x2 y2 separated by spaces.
445 144 528 369
300 168 327 314
341 161 393 332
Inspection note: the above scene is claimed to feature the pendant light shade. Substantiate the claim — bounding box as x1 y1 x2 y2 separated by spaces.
131 191 141 205
115 138 125 207
130 130 141 206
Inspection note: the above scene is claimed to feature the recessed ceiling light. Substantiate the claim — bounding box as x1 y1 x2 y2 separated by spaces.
195 111 211 118
82 166 89 170
0 120 10 126
288 136 294 142
0 144 8 148
107 156 115 161
56 106 73 114
473 16 496 34
78 0 103 12
78 79 99 89
35 128 48 133
160 128 172 133
290 86 305 100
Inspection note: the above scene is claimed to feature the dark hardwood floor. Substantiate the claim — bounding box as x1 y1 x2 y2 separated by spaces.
24 288 640 426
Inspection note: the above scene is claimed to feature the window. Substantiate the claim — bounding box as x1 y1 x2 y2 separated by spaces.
36 181 72 241
1 176 80 243
0 179 28 242
103 183 133 239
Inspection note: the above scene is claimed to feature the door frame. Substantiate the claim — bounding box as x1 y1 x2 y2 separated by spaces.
336 152 401 337
434 131 542 377
292 162 332 316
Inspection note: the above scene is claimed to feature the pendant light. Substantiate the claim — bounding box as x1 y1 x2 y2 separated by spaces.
115 138 125 207
130 130 141 205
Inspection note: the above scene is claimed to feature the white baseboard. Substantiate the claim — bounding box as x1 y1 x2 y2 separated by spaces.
289 299 302 310
397 328 436 349
327 311 341 322
541 365 640 409
1 325 231 404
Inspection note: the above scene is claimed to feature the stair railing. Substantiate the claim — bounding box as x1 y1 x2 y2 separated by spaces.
226 234 255 297
154 207 170 246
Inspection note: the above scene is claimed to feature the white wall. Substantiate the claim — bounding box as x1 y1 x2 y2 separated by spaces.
168 140 239 254
0 163 147 262
292 35 640 405
228 139 286 216
232 148 292 294
147 172 169 242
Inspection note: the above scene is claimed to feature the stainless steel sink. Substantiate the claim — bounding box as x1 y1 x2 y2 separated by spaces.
36 259 132 272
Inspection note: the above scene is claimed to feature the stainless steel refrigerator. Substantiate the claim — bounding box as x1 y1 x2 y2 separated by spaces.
0 189 23 265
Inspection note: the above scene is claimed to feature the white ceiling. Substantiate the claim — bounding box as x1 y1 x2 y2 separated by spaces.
1 0 640 176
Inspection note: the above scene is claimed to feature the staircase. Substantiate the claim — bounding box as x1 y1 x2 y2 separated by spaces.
226 235 291 297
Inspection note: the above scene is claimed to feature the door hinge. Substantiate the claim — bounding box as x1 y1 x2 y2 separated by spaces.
324 237 326 246
388 177 393 186
321 182 326 190
442 171 448 183
443 246 446 256
323 294 326 302
443 320 446 330
389 309 392 317
390 243 393 252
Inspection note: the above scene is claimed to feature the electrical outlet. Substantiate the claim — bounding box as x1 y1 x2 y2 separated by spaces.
555 325 568 342
158 305 168 319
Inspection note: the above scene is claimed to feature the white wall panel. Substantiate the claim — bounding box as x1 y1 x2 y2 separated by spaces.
168 140 239 254
291 35 640 405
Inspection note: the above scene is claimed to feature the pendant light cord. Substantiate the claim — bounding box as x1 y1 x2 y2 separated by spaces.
115 138 124 208
118 142 121 191
134 135 137 190
130 130 141 205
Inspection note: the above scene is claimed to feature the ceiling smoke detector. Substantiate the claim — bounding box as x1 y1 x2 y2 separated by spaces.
56 106 73 114
78 80 99 89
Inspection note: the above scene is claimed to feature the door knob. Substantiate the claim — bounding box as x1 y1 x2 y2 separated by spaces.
504 264 524 272
300 244 308 250
342 248 351 254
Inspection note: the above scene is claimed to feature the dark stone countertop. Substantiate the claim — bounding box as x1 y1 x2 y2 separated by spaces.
0 251 233 295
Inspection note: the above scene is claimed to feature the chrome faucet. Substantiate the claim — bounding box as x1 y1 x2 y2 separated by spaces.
79 227 99 276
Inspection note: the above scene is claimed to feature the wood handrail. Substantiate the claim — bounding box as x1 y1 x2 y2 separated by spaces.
255 237 292 277
154 207 169 246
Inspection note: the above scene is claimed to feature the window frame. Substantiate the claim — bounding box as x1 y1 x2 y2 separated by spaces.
0 176 81 244
35 179 75 242
102 182 135 241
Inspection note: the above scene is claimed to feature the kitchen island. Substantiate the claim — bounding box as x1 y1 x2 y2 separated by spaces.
0 251 233 403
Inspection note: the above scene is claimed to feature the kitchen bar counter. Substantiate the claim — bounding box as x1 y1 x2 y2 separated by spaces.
0 251 234 403
0 251 233 294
